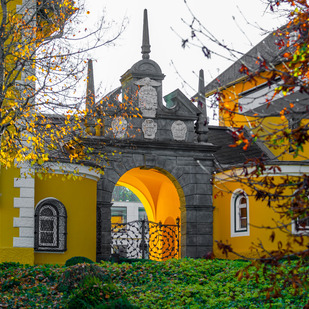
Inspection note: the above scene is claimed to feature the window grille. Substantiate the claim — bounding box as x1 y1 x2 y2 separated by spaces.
35 198 67 252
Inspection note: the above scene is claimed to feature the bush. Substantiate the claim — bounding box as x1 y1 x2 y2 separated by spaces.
0 261 24 271
1 276 21 292
67 276 125 309
1 259 307 308
65 256 94 267
95 298 138 309
57 263 110 293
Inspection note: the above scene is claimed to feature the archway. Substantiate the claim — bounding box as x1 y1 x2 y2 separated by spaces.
117 167 182 224
110 167 183 260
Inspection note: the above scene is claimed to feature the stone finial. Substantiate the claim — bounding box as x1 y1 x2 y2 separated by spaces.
141 9 151 59
196 69 209 143
86 59 96 135
86 59 95 113
198 69 207 117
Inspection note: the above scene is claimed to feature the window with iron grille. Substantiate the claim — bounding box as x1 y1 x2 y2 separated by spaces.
35 198 67 252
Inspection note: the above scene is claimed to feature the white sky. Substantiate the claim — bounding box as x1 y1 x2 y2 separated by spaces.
84 0 286 121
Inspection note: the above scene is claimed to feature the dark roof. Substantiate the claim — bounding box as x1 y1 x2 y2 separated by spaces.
204 28 288 96
208 125 274 168
241 90 309 117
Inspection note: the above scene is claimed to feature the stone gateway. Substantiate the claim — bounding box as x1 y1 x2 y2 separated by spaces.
94 9 218 261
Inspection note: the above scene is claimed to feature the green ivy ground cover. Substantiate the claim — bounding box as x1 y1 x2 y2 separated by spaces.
0 259 308 308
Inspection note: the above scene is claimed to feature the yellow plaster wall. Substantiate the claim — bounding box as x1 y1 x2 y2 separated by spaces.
213 175 307 259
0 167 20 247
245 115 309 161
34 175 97 265
0 248 34 264
156 181 180 223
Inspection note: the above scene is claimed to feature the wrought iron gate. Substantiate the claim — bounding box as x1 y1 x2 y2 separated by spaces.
111 218 180 260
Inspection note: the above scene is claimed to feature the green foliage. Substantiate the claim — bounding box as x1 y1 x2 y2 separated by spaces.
101 258 308 308
0 263 63 308
0 261 24 270
0 259 308 308
65 256 94 267
95 298 138 309
57 263 110 292
66 276 123 309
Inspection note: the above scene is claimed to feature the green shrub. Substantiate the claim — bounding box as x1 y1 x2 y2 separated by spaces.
57 263 110 292
65 256 94 267
95 298 138 309
66 276 123 309
1 276 21 292
0 261 23 270
0 259 307 308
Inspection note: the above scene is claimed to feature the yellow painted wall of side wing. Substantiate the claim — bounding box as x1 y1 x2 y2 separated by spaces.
213 175 308 259
0 167 21 260
34 175 97 265
0 248 34 264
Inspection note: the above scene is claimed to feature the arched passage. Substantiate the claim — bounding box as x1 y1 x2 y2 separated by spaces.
107 167 184 260
96 150 215 262
117 167 183 224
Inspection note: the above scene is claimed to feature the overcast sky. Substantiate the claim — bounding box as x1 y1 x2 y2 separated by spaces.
83 0 286 122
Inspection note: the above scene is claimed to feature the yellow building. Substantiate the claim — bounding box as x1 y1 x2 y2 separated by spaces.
204 28 309 259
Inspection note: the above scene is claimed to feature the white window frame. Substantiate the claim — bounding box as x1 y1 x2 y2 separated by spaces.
292 217 309 235
291 191 309 236
231 190 250 237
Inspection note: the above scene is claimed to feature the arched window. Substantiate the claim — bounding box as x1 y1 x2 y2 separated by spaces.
34 198 67 252
231 191 250 237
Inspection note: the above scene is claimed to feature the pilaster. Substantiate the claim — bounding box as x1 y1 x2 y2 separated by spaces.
13 166 35 248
